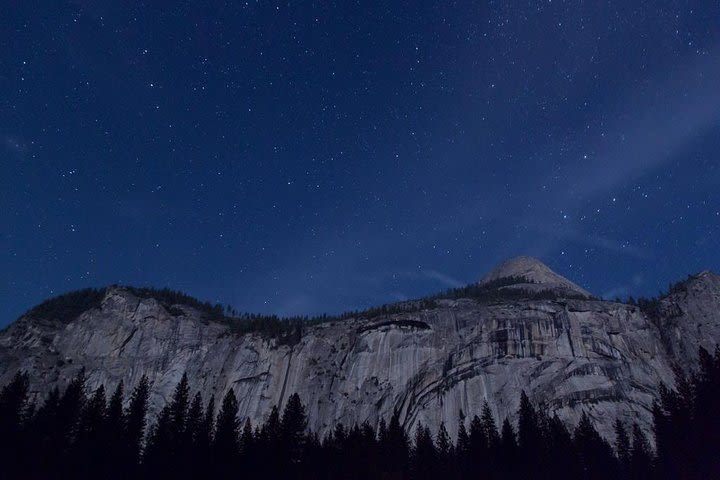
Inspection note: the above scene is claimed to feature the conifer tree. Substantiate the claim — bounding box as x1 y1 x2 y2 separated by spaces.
547 414 578 480
614 419 631 476
378 417 388 445
411 424 436 480
184 390 203 471
260 403 283 478
105 380 125 472
630 423 653 479
359 421 380 478
456 414 470 477
499 418 518 479
74 385 107 478
481 401 500 452
240 417 255 473
435 422 453 477
384 409 410 478
281 393 307 468
168 373 190 451
59 370 87 437
517 390 541 475
213 389 240 475
194 395 215 475
574 411 617 479
124 376 150 470
144 406 172 477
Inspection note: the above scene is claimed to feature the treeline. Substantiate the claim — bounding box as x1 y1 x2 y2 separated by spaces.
1 346 718 479
18 274 598 344
24 287 108 324
19 286 312 342
619 273 701 319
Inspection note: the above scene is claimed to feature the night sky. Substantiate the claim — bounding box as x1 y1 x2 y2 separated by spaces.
2 1 719 327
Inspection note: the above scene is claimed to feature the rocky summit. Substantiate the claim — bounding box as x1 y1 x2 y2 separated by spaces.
1 257 719 441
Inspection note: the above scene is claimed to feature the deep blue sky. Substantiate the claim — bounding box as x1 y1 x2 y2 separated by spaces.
2 1 719 326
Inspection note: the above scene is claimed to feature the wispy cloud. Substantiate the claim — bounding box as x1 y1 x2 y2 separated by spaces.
512 54 720 258
601 273 644 300
422 269 464 288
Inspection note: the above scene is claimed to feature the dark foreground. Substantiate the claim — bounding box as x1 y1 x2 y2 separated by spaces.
1 346 719 480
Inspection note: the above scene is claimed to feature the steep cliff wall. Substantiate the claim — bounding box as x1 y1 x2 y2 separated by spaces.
1 260 718 441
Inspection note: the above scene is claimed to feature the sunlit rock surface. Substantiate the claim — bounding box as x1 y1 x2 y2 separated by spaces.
1 257 718 441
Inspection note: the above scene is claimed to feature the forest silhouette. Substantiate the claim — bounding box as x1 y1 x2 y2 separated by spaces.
1 346 718 479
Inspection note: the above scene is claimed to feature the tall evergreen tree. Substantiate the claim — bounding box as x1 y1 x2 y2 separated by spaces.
478 401 499 475
385 409 410 479
546 414 578 480
574 411 618 479
456 414 471 477
73 385 107 479
54 370 87 477
143 406 172 478
517 391 542 476
630 423 653 479
614 419 631 476
194 395 215 476
105 380 125 474
411 424 436 480
281 392 308 470
240 417 255 473
435 422 453 477
124 376 150 471
499 418 518 479
168 373 190 453
213 389 240 475
469 413 487 456
185 391 203 442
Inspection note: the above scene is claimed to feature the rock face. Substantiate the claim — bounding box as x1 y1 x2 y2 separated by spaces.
1 257 719 442
480 255 593 298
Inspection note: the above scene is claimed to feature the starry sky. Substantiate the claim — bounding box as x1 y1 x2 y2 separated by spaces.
2 1 719 327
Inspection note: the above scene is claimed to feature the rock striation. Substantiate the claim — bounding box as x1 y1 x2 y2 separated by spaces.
1 257 719 441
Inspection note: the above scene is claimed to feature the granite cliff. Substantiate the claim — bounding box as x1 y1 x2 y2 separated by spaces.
2 257 719 441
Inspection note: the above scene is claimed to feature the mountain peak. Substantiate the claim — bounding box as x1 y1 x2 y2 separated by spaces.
480 256 593 298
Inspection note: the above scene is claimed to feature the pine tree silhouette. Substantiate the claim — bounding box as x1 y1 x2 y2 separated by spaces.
574 411 618 479
144 405 172 477
73 385 106 479
614 419 631 477
213 389 240 476
547 413 579 480
435 421 453 477
240 417 255 474
3 347 720 480
517 391 542 477
456 413 471 477
281 392 308 473
184 391 204 478
411 423 436 480
124 376 150 473
383 409 410 479
499 418 518 478
105 380 125 477
630 423 653 479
